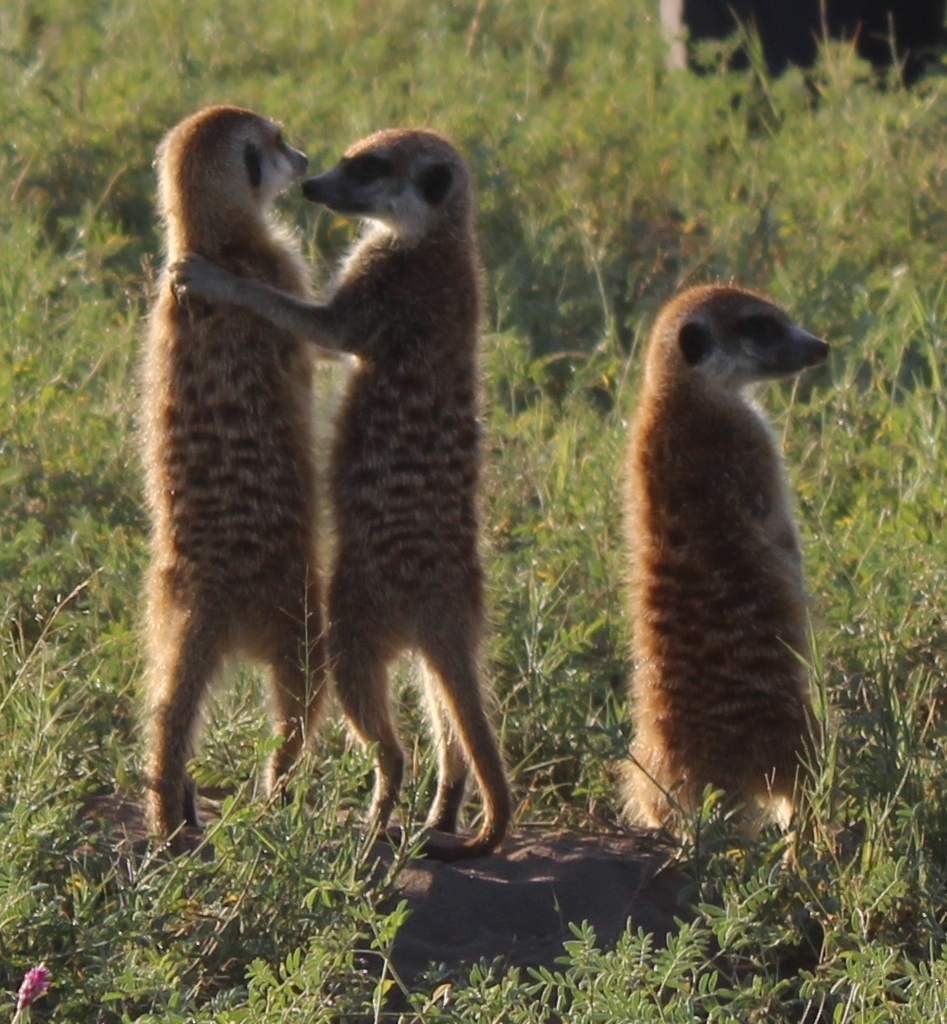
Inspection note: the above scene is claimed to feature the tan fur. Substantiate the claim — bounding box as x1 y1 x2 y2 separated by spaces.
141 106 328 843
622 284 828 834
172 129 511 860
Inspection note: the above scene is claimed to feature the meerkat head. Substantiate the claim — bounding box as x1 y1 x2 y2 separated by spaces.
666 286 828 390
301 128 470 243
156 105 308 250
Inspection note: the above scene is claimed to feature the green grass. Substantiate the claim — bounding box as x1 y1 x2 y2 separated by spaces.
3 0 947 1018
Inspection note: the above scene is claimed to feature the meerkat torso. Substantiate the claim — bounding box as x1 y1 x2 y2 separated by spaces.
623 284 828 831
143 143 317 606
327 226 482 601
145 242 316 599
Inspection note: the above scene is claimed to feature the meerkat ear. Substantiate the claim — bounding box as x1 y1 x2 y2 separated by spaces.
418 163 453 205
244 142 263 189
679 321 714 366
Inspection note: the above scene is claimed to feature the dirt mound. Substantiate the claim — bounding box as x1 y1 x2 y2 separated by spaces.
81 797 688 980
381 828 687 979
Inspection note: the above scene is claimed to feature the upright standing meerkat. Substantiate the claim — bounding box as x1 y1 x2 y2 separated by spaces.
142 105 335 843
173 128 511 860
622 284 828 834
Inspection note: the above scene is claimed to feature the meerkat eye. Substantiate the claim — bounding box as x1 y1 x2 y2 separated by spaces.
736 314 781 345
346 154 393 185
417 163 453 205
244 142 263 189
679 321 714 366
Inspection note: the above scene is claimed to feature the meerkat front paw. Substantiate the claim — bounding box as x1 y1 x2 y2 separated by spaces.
170 253 238 305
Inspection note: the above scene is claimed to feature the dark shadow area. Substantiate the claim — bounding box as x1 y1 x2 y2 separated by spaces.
664 0 947 82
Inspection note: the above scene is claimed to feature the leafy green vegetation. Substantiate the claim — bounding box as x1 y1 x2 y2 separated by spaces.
3 0 947 1018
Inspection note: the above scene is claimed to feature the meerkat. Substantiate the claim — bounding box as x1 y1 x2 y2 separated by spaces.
141 105 335 844
173 128 511 860
622 284 828 835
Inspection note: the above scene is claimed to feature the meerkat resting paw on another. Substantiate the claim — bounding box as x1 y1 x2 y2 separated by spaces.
174 128 511 861
622 284 828 836
142 106 333 847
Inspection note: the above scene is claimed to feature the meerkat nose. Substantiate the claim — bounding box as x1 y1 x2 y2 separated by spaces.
301 175 325 202
800 333 829 366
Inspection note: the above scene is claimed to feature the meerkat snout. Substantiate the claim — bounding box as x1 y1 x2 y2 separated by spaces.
300 151 396 212
287 146 308 178
301 140 458 241
244 134 308 207
678 309 829 384
795 332 830 366
302 170 357 210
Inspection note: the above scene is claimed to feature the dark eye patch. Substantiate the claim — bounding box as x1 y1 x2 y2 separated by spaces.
244 142 262 189
679 321 714 366
418 162 453 205
735 314 781 345
346 153 393 185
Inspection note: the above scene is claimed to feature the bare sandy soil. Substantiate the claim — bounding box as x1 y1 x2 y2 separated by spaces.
81 795 688 981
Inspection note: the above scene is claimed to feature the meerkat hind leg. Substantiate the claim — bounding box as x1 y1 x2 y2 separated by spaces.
330 622 406 833
417 628 511 860
145 606 227 838
621 750 676 830
419 661 469 834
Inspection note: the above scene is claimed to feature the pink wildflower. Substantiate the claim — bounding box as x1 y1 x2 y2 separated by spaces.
15 964 50 1013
